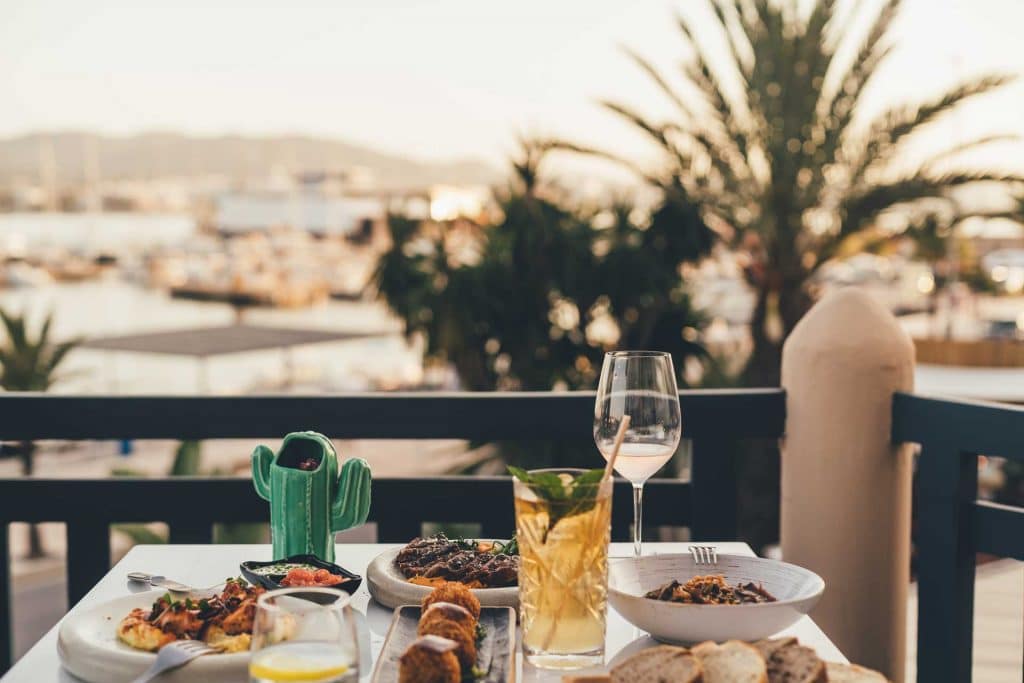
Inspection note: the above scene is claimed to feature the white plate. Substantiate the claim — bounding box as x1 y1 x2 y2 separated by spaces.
57 591 249 683
608 553 824 644
365 546 519 610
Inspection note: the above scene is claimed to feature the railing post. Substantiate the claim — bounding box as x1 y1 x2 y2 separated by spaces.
781 288 914 681
66 520 111 607
690 437 738 541
915 443 977 683
0 523 10 672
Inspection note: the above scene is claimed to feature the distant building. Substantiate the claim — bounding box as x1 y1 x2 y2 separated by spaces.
214 191 384 236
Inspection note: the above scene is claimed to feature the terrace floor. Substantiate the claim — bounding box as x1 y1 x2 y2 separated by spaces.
905 558 1023 682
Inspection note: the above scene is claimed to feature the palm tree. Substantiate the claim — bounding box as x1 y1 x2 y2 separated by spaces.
375 141 711 469
0 308 81 557
571 0 1019 384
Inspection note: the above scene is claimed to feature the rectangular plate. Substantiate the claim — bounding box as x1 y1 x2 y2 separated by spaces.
372 605 516 683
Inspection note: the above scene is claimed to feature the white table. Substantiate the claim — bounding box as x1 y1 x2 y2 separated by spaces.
3 542 846 682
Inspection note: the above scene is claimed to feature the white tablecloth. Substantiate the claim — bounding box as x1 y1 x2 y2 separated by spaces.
2 542 846 681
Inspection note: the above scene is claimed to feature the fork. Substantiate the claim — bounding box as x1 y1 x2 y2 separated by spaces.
689 545 719 566
130 640 217 683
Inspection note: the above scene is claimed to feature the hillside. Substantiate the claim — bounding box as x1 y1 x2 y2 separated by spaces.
0 132 498 190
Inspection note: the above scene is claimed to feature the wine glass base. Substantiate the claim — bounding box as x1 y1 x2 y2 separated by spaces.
524 649 604 671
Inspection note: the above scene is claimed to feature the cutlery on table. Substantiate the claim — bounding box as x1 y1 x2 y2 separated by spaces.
127 572 219 597
689 545 719 566
129 640 216 683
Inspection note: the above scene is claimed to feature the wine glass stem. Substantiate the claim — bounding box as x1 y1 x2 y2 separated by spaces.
632 482 644 557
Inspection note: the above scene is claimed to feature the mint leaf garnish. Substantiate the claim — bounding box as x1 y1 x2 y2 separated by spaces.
509 467 606 539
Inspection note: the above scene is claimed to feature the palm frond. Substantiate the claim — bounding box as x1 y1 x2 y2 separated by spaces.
847 75 1015 191
621 47 695 121
921 133 1021 174
0 308 27 352
839 171 1024 239
676 12 745 129
45 338 82 377
817 0 900 166
548 140 666 186
711 0 753 82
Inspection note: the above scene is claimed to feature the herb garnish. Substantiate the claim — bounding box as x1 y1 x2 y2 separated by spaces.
491 536 518 556
508 467 605 540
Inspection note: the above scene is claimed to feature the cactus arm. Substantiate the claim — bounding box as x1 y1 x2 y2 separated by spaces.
331 458 372 531
251 445 274 501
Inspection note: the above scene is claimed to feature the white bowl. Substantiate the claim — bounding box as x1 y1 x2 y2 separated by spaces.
608 553 824 644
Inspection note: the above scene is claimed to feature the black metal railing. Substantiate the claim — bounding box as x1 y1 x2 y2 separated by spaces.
0 389 785 672
1 389 1020 681
892 392 1024 683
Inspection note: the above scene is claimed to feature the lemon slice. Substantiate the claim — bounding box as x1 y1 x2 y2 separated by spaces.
249 644 351 682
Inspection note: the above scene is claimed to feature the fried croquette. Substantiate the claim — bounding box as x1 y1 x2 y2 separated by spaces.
417 616 477 670
418 601 477 641
398 635 461 683
421 581 481 620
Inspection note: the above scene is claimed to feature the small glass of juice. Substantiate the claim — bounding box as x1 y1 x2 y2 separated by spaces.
249 588 358 683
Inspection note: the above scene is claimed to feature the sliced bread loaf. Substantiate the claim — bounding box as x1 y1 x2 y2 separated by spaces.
753 638 826 683
609 645 703 683
752 638 798 661
692 640 767 683
825 662 890 682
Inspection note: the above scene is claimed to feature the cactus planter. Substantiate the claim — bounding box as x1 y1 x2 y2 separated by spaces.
252 431 371 563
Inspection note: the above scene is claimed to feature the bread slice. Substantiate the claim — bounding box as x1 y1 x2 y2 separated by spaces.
825 662 890 682
692 640 767 683
610 644 703 683
753 638 826 683
752 637 798 661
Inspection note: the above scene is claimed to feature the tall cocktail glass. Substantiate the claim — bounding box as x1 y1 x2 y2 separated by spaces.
514 468 612 670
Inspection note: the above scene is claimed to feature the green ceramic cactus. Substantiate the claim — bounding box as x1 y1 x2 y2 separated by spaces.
252 431 371 563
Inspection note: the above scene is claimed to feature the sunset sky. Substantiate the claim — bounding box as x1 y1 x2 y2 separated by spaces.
4 0 1023 170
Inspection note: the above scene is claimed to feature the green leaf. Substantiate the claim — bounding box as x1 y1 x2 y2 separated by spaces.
509 467 606 538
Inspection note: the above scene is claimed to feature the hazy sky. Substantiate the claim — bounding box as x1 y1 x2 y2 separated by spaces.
4 0 1024 168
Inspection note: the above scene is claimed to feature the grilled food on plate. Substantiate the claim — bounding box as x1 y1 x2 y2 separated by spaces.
395 534 518 589
116 577 262 653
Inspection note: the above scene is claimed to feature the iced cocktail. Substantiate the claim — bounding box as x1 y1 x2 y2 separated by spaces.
512 468 612 670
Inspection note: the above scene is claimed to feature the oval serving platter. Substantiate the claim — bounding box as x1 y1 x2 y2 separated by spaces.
57 591 248 683
365 545 518 610
371 605 515 683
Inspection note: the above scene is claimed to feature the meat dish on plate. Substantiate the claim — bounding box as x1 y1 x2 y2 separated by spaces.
116 577 263 653
395 534 519 589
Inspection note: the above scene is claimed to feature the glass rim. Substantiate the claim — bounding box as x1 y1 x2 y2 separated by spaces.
256 586 352 611
604 350 672 358
513 467 612 498
522 467 590 475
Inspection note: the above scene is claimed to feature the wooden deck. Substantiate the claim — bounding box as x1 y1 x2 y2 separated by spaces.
906 559 1023 682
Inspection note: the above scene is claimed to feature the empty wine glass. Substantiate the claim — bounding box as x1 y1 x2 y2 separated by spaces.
594 351 682 557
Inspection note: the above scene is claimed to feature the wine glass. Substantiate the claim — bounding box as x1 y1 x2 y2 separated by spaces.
594 351 682 557
249 587 359 683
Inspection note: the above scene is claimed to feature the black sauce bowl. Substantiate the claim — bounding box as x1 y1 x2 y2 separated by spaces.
240 554 362 595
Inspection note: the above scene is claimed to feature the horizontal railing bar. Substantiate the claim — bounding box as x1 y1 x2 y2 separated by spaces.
893 392 1024 461
973 501 1024 561
0 476 691 527
0 390 785 442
